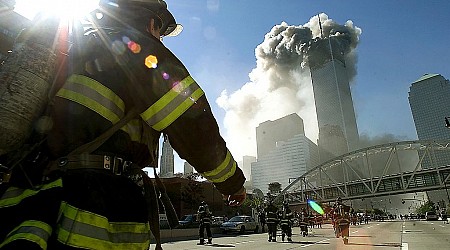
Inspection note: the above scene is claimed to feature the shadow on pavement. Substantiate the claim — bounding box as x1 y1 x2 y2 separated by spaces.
277 241 330 245
347 242 402 247
197 243 235 247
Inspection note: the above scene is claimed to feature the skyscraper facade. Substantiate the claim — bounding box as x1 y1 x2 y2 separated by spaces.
183 161 194 175
409 74 450 143
252 114 319 194
256 113 304 159
240 155 256 190
252 134 319 194
408 73 450 205
160 135 174 178
309 38 360 161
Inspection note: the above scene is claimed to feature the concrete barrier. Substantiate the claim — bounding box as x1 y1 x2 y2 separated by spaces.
158 227 222 243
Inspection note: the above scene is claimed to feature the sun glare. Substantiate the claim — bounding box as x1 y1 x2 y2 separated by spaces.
14 0 99 21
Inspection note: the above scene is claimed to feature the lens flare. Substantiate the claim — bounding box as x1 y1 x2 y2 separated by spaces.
308 199 324 215
128 41 141 54
145 55 158 69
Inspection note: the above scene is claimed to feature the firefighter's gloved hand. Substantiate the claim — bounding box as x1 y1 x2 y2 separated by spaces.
224 187 246 207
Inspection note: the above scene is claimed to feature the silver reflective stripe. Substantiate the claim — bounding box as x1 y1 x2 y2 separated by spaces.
200 150 237 183
0 179 63 208
10 225 51 242
57 202 150 249
0 220 52 249
59 216 149 243
62 79 124 120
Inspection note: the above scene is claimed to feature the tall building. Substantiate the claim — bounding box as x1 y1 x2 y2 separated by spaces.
183 161 194 175
252 114 319 194
240 155 256 190
252 134 319 194
308 38 359 161
408 73 450 205
256 113 304 159
160 135 174 178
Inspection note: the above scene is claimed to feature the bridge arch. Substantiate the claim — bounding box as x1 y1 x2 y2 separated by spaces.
277 140 450 205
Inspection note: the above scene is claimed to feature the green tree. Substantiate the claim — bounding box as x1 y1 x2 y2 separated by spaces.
268 182 282 195
181 173 204 213
415 201 436 215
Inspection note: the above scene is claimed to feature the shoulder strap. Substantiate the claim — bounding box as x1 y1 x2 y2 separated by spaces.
68 107 140 156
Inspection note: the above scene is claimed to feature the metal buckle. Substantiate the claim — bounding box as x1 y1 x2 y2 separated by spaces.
112 157 123 175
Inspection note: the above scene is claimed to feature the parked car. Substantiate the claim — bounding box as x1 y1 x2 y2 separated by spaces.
212 216 224 225
426 211 438 221
220 215 259 234
178 214 199 228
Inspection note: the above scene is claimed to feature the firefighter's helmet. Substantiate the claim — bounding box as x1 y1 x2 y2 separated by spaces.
99 0 183 37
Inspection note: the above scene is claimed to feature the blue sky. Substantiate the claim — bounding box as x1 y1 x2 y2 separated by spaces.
14 0 450 174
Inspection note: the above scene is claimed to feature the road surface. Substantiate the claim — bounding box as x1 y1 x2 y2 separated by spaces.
156 220 450 250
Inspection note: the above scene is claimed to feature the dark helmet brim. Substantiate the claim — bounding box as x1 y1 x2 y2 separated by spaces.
158 7 183 37
99 0 183 37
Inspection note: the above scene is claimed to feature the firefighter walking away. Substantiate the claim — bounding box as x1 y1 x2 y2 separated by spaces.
265 197 279 242
279 200 293 242
0 0 246 249
197 201 213 245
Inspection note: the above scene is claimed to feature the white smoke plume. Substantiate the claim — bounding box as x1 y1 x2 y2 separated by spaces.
217 13 362 160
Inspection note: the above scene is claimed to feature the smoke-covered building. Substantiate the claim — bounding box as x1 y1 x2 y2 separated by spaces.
408 73 450 205
239 155 256 190
252 134 319 194
252 114 319 194
160 135 174 178
308 38 360 161
256 113 304 159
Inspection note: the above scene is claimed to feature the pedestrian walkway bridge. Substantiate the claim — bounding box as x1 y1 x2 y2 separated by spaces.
281 140 450 205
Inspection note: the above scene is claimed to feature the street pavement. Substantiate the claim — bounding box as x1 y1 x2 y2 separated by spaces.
154 220 450 250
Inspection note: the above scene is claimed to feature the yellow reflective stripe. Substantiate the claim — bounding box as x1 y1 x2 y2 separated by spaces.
57 202 150 249
200 150 237 183
152 88 204 131
141 76 195 121
56 74 125 124
66 74 125 112
0 220 52 249
0 179 63 208
57 89 121 123
141 76 205 131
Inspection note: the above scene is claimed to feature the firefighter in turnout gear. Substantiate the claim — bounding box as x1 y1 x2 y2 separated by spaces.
332 197 351 244
197 201 212 245
279 200 293 242
0 0 246 249
265 198 279 242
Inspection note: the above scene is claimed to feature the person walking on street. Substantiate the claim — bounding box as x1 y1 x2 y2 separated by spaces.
279 200 293 242
258 208 266 233
266 199 279 242
197 201 212 245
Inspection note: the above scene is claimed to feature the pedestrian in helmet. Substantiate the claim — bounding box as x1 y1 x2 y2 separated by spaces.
197 201 212 245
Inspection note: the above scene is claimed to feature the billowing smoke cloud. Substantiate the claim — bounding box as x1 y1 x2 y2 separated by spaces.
217 13 362 160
